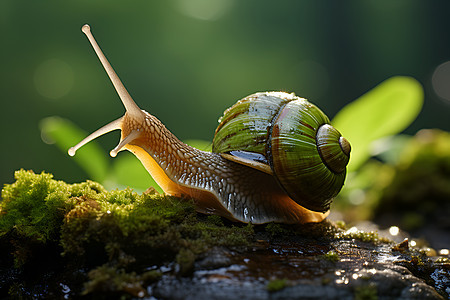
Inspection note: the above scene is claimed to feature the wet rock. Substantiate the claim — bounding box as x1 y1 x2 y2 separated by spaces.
195 247 233 270
151 239 447 300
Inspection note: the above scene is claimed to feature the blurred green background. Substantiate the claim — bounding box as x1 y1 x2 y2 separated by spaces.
1 0 450 186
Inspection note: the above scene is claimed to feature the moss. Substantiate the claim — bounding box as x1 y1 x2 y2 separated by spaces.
176 248 196 276
265 222 290 237
0 170 84 266
266 278 288 292
0 170 73 243
334 220 347 230
260 220 341 241
82 265 161 298
0 169 255 295
354 284 378 300
58 191 254 275
321 250 340 262
205 214 225 227
336 228 391 244
178 217 254 252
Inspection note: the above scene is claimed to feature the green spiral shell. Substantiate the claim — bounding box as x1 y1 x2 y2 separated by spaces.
212 92 350 213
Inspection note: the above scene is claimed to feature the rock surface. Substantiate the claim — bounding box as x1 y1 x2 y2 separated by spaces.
150 235 448 300
0 170 449 299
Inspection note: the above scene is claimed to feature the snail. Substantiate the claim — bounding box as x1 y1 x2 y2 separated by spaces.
69 25 351 224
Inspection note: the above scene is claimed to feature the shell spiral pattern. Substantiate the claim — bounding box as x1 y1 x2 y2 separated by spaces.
213 92 350 212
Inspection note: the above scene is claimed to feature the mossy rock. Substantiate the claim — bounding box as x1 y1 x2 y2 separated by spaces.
0 170 255 297
1 170 448 299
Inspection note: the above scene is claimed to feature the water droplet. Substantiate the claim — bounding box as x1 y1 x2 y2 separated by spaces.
389 226 400 236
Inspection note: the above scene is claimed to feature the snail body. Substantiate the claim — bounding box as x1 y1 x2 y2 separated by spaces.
69 25 350 224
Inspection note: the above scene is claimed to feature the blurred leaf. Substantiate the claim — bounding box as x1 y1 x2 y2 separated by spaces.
40 117 108 182
184 139 212 152
332 76 423 172
369 134 412 165
108 152 163 193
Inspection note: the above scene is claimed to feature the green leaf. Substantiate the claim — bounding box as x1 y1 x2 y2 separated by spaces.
332 76 423 171
184 139 212 152
40 117 109 182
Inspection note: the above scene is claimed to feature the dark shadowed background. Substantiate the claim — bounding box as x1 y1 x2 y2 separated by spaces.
1 0 450 185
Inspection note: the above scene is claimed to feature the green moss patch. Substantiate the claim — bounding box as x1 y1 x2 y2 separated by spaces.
266 278 288 292
0 170 254 297
321 250 340 262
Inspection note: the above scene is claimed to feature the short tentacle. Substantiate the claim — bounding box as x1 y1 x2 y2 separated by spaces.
110 130 141 157
68 117 122 156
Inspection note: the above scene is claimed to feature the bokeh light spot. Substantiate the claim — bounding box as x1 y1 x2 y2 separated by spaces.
175 0 234 21
34 59 74 100
432 61 450 104
439 249 449 256
389 226 399 236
